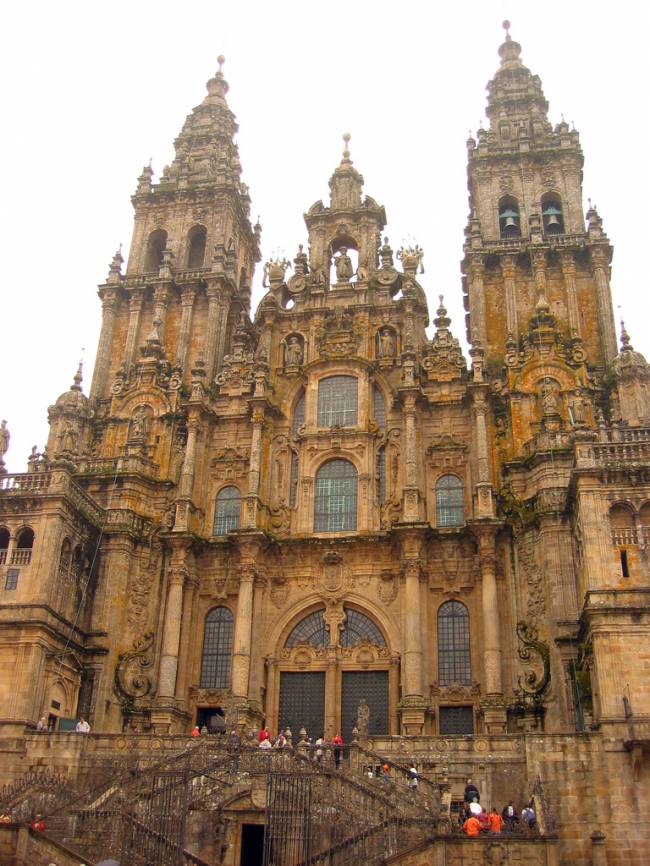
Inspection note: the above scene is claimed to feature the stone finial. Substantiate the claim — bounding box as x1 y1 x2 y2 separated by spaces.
206 55 229 100
71 362 83 392
620 319 632 351
434 295 451 332
293 244 309 275
136 163 154 195
0 419 9 469
341 132 352 164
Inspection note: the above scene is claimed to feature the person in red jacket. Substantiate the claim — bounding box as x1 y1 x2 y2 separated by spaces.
30 815 46 832
258 726 271 742
332 732 343 768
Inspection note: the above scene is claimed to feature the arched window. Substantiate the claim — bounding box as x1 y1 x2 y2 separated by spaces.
438 601 472 685
541 195 564 235
200 607 234 689
213 486 241 535
436 475 464 527
144 229 167 272
498 197 520 239
292 390 305 437
285 609 328 648
317 376 358 427
187 225 207 268
340 608 386 647
373 384 386 429
289 450 299 507
376 446 386 504
314 459 358 532
12 527 34 565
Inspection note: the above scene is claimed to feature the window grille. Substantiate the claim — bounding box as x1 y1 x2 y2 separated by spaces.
285 609 328 647
4 569 19 591
376 447 386 504
317 376 358 427
200 606 234 689
314 459 358 532
290 450 299 507
292 391 305 436
435 474 464 527
439 705 474 735
373 385 386 429
438 601 472 685
340 608 386 647
213 486 241 535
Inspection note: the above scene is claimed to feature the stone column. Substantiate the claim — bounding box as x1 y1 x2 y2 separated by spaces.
501 254 519 339
472 390 494 518
531 249 548 306
325 649 337 738
466 255 486 348
231 569 255 698
478 530 506 732
204 284 223 381
402 393 420 522
174 576 198 700
403 560 423 697
176 285 197 370
123 288 145 368
158 568 186 698
152 284 171 343
175 417 200 531
590 249 617 364
244 409 264 529
560 251 581 336
90 288 118 401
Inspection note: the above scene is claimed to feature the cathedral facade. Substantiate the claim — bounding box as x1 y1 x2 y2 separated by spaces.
1 25 650 866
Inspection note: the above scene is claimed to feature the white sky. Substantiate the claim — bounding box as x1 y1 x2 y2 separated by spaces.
1 0 648 472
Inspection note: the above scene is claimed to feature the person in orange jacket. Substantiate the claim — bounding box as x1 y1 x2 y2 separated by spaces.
191 725 200 737
463 815 481 837
488 808 504 833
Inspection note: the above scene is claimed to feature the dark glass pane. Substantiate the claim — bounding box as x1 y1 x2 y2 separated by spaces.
438 601 472 685
279 671 325 738
5 568 19 590
314 460 357 532
214 486 241 535
439 705 474 735
285 609 328 647
341 671 388 742
292 391 305 437
200 607 234 689
373 385 386 429
317 376 358 427
436 474 464 527
290 450 299 508
376 447 386 504
340 608 386 647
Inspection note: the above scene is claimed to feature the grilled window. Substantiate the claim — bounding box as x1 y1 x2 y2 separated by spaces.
376 446 386 504
435 474 464 527
314 459 358 532
373 385 386 429
200 607 233 689
317 376 358 427
340 608 386 647
213 486 241 535
285 609 328 648
438 601 472 685
292 390 305 437
290 450 299 508
439 705 474 735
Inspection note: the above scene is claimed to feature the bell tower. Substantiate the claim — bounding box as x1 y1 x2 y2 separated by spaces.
462 22 617 370
90 57 261 404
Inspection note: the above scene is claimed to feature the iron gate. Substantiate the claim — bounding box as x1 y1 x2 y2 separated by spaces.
120 768 189 866
263 771 313 866
341 670 388 742
278 671 325 738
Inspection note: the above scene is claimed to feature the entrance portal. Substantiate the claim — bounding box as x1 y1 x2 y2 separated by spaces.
341 670 389 742
279 671 325 737
240 823 265 866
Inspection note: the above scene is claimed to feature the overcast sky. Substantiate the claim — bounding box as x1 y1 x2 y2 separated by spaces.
1 0 648 472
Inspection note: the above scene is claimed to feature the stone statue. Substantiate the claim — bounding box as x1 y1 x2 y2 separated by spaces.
334 247 354 282
130 408 148 440
285 336 303 367
0 420 9 459
357 698 369 737
27 446 39 473
378 328 395 358
540 379 560 416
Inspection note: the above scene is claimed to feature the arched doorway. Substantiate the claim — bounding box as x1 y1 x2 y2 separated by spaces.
272 605 397 741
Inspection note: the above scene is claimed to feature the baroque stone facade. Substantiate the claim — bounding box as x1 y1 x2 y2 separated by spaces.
1 25 650 866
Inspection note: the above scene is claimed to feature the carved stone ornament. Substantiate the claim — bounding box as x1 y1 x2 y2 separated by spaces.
516 621 551 699
114 631 155 706
378 570 397 604
316 309 362 359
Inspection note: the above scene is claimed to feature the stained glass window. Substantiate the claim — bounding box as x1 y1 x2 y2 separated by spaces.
373 385 386 429
213 486 241 535
438 601 472 685
200 607 234 688
435 474 464 527
314 459 358 532
285 609 328 647
290 450 299 507
377 447 386 504
317 376 358 427
292 390 305 436
340 608 386 647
